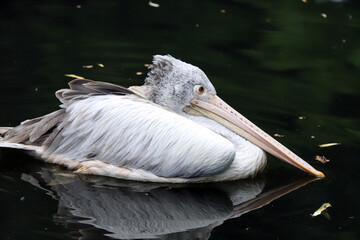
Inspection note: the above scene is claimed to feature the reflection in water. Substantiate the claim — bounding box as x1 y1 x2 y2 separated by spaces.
22 167 315 240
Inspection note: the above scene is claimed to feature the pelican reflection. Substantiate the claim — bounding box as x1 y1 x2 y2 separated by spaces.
22 167 316 240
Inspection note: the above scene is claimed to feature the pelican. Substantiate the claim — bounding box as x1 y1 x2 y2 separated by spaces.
0 55 324 182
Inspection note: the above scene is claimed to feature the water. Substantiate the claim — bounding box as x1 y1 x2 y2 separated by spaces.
0 0 359 239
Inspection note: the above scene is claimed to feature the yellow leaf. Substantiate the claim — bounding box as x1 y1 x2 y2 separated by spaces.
149 1 159 8
65 74 84 79
97 63 104 68
47 179 74 186
319 143 340 148
311 203 331 217
54 173 76 178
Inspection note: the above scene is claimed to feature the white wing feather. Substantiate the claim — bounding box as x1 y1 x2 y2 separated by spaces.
46 95 236 178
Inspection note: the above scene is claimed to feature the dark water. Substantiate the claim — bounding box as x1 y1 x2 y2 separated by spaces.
1 0 359 239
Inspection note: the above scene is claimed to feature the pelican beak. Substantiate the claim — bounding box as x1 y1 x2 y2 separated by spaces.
188 95 325 178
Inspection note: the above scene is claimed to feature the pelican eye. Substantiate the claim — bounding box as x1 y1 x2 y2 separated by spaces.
194 85 206 95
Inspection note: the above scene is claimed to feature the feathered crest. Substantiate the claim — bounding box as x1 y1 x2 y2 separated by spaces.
145 55 176 85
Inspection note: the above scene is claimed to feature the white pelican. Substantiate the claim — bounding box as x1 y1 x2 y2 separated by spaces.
0 55 324 182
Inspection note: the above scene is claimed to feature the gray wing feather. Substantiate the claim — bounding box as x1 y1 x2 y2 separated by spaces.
57 79 134 105
3 110 66 146
2 79 134 147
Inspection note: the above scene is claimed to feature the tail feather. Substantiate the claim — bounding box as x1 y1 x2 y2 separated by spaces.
0 127 13 137
0 109 66 147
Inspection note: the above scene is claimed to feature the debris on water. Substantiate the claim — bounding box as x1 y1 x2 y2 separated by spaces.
52 166 61 171
82 65 94 69
35 88 38 91
48 179 74 186
274 133 285 138
315 155 330 164
322 211 331 220
54 173 77 178
97 63 104 68
20 197 25 201
311 135 315 139
319 143 341 148
65 74 84 79
298 116 306 120
144 64 150 67
149 1 160 8
220 9 226 14
76 5 81 9
302 0 307 3
311 203 331 217
136 72 143 75
321 13 327 18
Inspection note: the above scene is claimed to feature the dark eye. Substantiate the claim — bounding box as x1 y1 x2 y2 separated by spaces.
194 85 205 95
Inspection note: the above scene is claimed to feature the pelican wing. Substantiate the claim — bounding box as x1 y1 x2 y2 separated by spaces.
56 79 134 105
2 80 134 147
1 80 236 179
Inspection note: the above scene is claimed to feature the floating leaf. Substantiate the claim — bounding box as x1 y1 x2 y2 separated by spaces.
315 155 330 164
311 203 331 217
220 9 226 14
274 133 285 138
97 63 104 68
65 74 84 79
47 179 74 186
298 116 306 120
319 143 340 148
136 72 143 75
322 211 331 220
82 65 93 69
149 1 159 8
144 64 150 67
321 13 327 18
54 173 76 178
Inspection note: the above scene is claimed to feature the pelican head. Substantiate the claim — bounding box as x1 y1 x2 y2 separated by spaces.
132 55 324 178
141 55 217 112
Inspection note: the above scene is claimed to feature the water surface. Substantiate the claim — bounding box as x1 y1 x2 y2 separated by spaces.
1 0 359 239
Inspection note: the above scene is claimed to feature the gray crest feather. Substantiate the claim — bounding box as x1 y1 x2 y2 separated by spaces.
145 55 175 85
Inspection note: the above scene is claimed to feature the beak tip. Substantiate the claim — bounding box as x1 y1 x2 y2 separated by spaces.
315 171 325 178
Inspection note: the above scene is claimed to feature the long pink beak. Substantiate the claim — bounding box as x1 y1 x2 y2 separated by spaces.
190 95 325 178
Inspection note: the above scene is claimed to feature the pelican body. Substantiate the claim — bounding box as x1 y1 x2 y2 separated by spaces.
0 55 324 182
